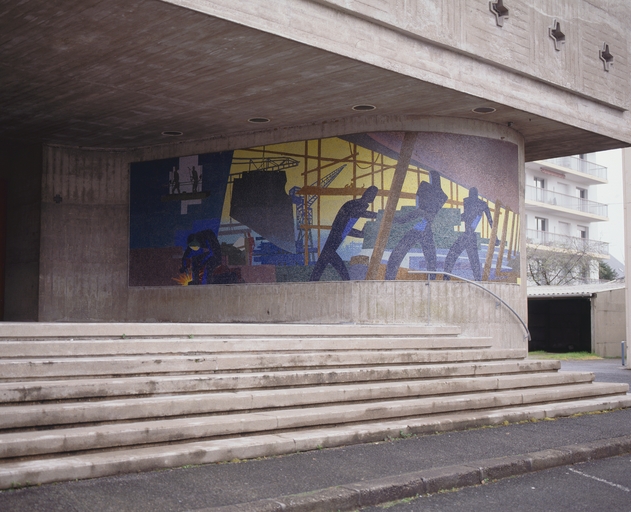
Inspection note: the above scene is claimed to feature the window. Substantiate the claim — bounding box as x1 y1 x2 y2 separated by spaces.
577 188 588 212
578 155 588 174
534 177 545 202
535 217 548 243
577 226 588 239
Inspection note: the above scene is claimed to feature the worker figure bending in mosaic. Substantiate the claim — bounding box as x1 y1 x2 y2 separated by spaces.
180 229 222 285
309 186 378 281
443 187 493 281
385 170 447 280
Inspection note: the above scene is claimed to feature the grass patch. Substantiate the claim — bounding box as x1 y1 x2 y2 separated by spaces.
528 351 603 360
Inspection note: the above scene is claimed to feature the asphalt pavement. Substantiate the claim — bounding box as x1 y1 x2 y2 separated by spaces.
0 358 629 512
361 455 631 512
560 357 631 386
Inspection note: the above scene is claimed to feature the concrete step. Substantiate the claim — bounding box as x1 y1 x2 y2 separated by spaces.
0 372 595 429
0 322 627 492
0 322 461 339
4 395 628 491
1 382 626 460
0 349 527 380
0 359 562 403
0 336 492 357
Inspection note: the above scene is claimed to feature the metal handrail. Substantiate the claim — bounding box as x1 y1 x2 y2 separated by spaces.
542 156 607 181
408 271 531 342
525 229 609 255
525 186 608 217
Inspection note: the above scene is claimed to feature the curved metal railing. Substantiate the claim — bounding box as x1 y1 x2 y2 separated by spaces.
409 270 531 342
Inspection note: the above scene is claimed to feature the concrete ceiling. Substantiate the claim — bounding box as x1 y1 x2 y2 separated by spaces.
0 0 627 161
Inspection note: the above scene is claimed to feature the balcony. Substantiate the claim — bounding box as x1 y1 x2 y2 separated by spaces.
525 186 608 220
526 229 609 256
538 156 607 182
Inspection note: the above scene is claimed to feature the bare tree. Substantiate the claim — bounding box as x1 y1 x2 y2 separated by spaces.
526 234 603 286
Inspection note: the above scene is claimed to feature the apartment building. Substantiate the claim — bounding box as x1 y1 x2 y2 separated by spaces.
525 155 609 282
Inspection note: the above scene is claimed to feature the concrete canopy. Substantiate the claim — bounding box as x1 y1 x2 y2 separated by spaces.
0 0 629 160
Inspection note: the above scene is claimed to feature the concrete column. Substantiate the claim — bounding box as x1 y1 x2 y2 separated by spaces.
0 142 42 321
623 148 631 368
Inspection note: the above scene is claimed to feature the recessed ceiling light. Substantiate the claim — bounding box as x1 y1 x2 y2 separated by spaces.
472 107 496 114
248 117 270 123
161 131 183 136
352 104 376 111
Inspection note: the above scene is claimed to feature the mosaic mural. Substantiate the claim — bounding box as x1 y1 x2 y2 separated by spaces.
129 132 520 286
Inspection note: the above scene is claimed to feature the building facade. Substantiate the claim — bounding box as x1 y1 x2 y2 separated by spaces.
1 1 630 350
525 155 609 283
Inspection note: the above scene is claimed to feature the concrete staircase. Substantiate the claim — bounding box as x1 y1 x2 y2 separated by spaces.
0 322 629 489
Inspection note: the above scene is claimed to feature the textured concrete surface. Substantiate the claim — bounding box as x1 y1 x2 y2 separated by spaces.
1 1 629 152
4 383 625 458
0 348 528 379
592 287 626 357
0 359 562 402
0 322 461 338
0 360 628 511
2 1 631 327
3 330 630 491
1 373 594 429
0 337 492 357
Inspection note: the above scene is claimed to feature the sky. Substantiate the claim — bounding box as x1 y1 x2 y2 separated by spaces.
589 149 625 265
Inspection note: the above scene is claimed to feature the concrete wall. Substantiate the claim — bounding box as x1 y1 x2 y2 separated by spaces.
172 0 631 146
0 142 42 321
126 280 527 349
592 288 626 358
36 116 527 348
309 0 628 111
39 147 130 322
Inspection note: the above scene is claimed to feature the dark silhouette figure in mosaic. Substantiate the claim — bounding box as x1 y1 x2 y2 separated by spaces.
310 186 378 281
444 187 493 281
191 166 200 193
385 170 447 280
180 229 222 285
171 167 181 194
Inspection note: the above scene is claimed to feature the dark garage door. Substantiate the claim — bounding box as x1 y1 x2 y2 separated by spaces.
528 297 591 353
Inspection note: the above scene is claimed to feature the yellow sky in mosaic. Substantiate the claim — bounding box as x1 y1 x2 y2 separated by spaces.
220 136 517 252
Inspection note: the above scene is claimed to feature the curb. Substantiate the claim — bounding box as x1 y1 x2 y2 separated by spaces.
199 434 631 512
